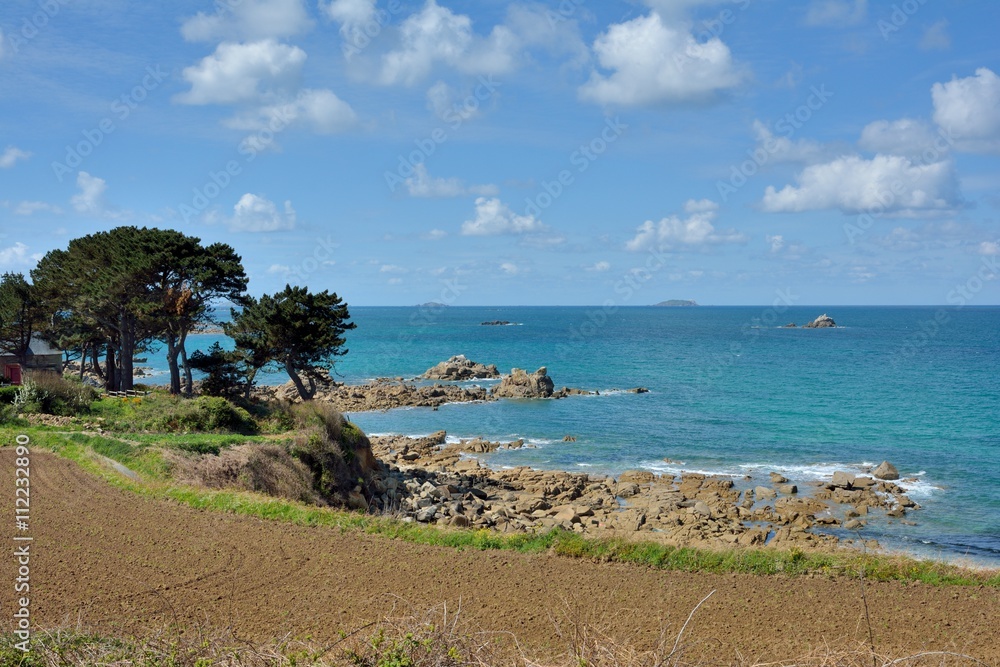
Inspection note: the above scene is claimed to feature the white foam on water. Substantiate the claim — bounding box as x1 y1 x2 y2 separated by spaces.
640 461 743 478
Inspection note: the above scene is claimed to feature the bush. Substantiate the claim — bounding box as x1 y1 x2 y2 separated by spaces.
14 372 97 416
153 396 258 434
0 386 19 405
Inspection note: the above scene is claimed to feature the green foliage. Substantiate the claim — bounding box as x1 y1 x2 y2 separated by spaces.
188 342 246 398
0 386 19 404
14 372 97 416
0 272 45 365
226 285 355 400
90 392 256 435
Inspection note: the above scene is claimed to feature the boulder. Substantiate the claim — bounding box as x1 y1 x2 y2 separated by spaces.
421 355 500 380
769 472 789 484
777 484 798 495
492 367 555 398
619 470 656 484
562 435 577 442
873 461 900 480
830 471 855 489
803 313 836 328
754 486 777 500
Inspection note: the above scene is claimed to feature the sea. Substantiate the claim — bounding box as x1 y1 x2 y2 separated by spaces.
139 306 1000 568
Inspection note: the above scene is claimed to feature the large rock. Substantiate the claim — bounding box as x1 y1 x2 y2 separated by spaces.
830 471 855 489
421 355 499 380
803 313 836 328
492 367 555 398
873 461 900 480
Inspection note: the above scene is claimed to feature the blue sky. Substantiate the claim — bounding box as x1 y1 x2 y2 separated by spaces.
1 0 998 306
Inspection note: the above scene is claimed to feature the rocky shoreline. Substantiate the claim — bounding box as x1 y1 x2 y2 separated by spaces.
364 431 921 554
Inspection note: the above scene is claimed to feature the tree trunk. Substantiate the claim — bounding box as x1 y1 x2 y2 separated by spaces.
284 359 313 400
119 313 135 392
165 333 181 395
179 329 193 396
92 345 104 381
105 347 117 392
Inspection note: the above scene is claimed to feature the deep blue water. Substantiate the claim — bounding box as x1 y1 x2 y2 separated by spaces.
145 306 1000 567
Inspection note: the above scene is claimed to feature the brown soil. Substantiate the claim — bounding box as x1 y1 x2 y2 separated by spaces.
2 450 998 663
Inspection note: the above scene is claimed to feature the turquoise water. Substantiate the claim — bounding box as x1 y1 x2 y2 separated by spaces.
147 306 1000 567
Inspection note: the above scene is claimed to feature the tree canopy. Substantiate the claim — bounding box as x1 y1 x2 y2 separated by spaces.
225 284 355 400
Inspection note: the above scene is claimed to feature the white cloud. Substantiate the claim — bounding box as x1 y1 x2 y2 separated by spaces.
586 261 611 272
422 228 448 240
932 68 1000 153
579 11 743 107
461 197 544 236
181 0 312 42
176 40 307 105
625 199 746 251
977 241 1000 256
225 88 357 135
752 120 827 163
761 154 961 216
380 264 407 273
766 235 785 253
14 201 62 216
71 172 110 216
0 242 42 268
379 0 517 86
859 118 942 158
919 19 950 52
499 262 520 275
387 277 404 285
0 146 31 168
229 193 296 232
803 0 867 27
267 264 292 274
321 0 378 34
404 164 497 198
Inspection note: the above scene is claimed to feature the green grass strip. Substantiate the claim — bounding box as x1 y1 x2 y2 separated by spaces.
4 427 999 588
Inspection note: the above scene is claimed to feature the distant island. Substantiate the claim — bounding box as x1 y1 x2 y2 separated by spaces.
416 302 448 308
654 300 698 307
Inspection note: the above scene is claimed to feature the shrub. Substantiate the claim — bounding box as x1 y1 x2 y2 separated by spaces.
153 396 257 434
14 372 97 416
0 386 19 405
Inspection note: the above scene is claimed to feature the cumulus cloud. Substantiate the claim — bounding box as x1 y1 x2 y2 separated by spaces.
752 120 827 164
0 242 43 269
586 261 611 272
978 241 1000 256
224 88 357 134
919 19 950 52
859 118 942 158
932 67 1000 153
0 146 31 168
761 154 961 216
71 172 112 217
499 262 520 275
421 229 447 240
579 11 743 107
176 40 307 105
625 199 746 252
379 0 517 86
321 0 378 34
404 164 497 198
229 193 296 232
13 201 62 216
461 197 543 236
181 0 312 42
803 0 867 27
267 264 292 274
